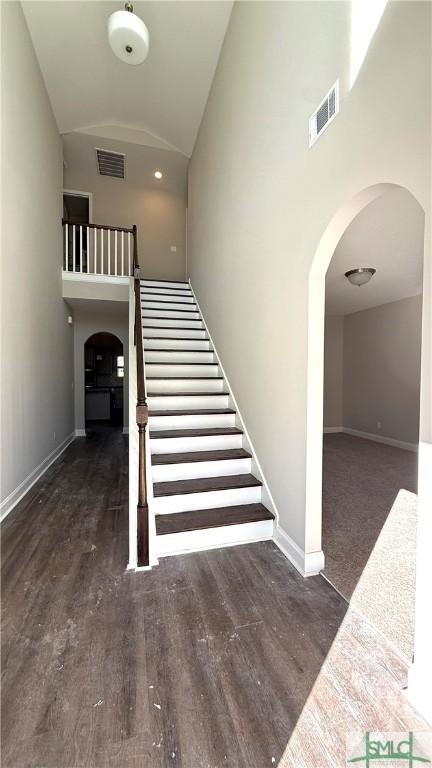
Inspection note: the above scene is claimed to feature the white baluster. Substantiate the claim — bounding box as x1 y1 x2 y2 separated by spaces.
128 232 131 276
115 230 118 276
101 228 104 274
95 226 98 273
65 223 68 270
86 226 89 274
72 225 76 272
121 231 124 276
108 229 111 275
79 225 83 272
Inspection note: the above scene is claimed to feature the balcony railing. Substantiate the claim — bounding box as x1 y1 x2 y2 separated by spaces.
62 220 136 278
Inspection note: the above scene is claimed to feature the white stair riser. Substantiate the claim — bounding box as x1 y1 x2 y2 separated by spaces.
143 301 198 312
145 351 214 363
147 394 229 410
145 364 219 377
147 379 224 394
154 485 261 515
152 457 252 482
142 309 200 320
156 520 273 557
144 338 211 350
149 413 236 430
150 433 242 454
144 328 207 339
141 293 195 303
141 280 189 290
143 318 204 329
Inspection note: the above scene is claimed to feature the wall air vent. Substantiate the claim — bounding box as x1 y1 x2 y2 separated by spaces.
309 80 339 147
95 148 125 179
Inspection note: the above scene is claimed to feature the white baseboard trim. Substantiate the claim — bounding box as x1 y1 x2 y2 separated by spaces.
323 426 343 434
343 427 418 452
75 428 86 437
273 524 325 577
0 432 75 522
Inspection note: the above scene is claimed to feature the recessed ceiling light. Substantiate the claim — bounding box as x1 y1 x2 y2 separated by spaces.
154 171 163 180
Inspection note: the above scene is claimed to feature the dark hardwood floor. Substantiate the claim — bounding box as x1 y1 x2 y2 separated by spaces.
1 426 347 768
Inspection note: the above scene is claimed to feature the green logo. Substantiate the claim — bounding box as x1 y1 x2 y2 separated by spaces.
348 732 431 767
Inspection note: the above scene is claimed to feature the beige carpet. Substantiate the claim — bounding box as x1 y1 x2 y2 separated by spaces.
322 433 418 661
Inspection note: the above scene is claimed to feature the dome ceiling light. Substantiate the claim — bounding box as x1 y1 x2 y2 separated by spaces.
345 267 376 287
108 3 149 65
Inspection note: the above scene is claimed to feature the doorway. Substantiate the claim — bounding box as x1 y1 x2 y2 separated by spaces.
63 190 92 272
84 332 124 431
311 184 424 663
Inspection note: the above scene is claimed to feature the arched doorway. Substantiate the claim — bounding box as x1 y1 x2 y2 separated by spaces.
305 182 425 660
84 332 124 430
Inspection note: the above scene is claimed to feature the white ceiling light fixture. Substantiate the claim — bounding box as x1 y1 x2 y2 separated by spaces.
154 170 163 179
108 3 149 65
345 267 376 287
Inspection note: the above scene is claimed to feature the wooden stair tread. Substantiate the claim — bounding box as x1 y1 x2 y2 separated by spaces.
148 391 229 397
143 326 204 331
149 408 235 416
156 503 274 535
142 305 198 312
146 376 223 380
140 278 189 285
143 337 208 342
153 473 262 497
141 294 192 301
145 348 212 353
152 448 251 465
150 427 242 439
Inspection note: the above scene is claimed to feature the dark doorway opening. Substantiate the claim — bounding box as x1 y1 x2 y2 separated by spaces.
63 191 90 272
84 332 124 430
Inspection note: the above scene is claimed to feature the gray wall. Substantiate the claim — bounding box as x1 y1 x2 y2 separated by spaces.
343 296 422 444
323 316 344 429
1 2 74 513
187 1 430 551
64 165 187 282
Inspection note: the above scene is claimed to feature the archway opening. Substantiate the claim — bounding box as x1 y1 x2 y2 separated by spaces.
84 332 124 432
306 183 424 663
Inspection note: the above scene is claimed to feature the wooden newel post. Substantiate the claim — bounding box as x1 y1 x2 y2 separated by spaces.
136 400 149 566
132 224 140 277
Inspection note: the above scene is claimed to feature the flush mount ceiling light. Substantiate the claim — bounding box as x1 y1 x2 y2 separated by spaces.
108 3 149 65
345 267 376 287
154 170 163 180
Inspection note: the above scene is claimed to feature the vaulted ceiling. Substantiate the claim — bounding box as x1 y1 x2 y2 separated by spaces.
22 1 233 157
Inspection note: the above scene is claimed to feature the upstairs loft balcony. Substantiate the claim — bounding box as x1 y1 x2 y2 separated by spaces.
62 219 136 302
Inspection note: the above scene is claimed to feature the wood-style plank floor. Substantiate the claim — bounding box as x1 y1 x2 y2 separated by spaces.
1 426 349 767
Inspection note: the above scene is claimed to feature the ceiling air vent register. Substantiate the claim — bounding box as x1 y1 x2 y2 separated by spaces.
309 81 339 147
95 148 125 178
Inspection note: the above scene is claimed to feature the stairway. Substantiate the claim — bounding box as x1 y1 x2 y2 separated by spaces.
141 278 275 557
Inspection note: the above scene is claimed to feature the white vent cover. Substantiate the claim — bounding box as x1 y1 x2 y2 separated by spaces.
309 81 339 147
95 148 125 178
